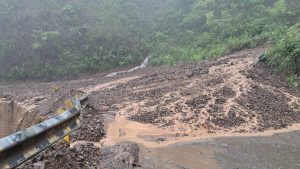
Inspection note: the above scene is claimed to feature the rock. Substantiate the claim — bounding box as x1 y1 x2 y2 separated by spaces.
175 133 181 137
251 84 258 88
33 96 45 102
32 162 45 169
35 155 44 162
77 155 84 161
101 106 110 112
201 122 208 129
119 129 127 137
54 150 64 158
146 100 157 106
99 142 140 168
239 129 246 133
186 69 194 77
257 53 267 63
156 137 167 142
53 85 60 92
86 166 95 169
115 104 124 109
73 144 84 152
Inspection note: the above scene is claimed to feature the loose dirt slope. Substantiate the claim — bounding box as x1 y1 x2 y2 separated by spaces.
1 46 299 169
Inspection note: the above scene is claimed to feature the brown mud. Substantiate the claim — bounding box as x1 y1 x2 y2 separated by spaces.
1 46 299 168
0 95 38 138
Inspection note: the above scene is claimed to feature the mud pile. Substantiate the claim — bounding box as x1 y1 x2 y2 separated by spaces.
21 142 140 169
3 46 299 169
87 46 300 135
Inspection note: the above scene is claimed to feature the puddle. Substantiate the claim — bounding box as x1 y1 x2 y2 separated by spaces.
103 118 173 147
0 98 36 138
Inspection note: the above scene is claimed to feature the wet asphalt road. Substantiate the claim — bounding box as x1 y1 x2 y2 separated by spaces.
213 131 300 169
141 131 300 169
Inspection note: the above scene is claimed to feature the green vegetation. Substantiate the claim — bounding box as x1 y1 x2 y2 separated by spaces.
0 0 299 80
287 74 298 86
266 24 300 75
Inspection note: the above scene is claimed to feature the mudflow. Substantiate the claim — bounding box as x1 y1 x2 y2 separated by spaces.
1 46 299 169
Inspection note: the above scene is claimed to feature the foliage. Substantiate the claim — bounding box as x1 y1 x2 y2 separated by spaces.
0 0 299 80
286 74 298 86
266 24 300 75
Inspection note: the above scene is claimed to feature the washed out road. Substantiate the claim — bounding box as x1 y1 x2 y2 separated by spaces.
0 46 299 169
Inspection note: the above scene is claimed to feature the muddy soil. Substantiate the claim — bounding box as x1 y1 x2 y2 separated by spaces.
1 46 299 169
0 95 39 138
84 46 299 135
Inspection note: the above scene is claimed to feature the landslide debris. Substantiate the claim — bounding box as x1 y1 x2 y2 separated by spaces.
21 142 139 169
86 46 299 134
72 105 105 142
4 46 299 169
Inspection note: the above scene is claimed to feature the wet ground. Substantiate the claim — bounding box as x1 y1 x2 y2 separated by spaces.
140 130 300 169
1 46 300 169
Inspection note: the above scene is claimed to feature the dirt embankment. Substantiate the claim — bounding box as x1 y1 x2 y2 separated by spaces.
1 46 299 169
0 95 39 138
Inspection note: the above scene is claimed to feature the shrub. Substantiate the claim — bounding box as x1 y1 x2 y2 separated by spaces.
266 24 300 75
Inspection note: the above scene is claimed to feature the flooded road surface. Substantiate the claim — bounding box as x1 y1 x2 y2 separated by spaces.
139 130 300 169
103 118 300 169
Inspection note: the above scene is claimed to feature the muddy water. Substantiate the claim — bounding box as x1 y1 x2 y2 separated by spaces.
0 99 34 138
102 119 221 168
104 119 300 168
104 118 179 147
104 118 300 148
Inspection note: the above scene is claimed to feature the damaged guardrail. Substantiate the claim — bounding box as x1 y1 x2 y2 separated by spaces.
0 94 88 169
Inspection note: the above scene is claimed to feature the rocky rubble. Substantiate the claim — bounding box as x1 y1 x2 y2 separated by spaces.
21 142 139 169
72 105 105 142
6 46 299 168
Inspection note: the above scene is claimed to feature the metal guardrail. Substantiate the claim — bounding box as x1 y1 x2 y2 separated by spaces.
0 94 88 169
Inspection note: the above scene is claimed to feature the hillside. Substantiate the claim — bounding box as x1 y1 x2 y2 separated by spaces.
0 0 299 79
0 0 299 168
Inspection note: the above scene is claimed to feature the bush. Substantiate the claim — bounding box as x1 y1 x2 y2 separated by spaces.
266 24 300 75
